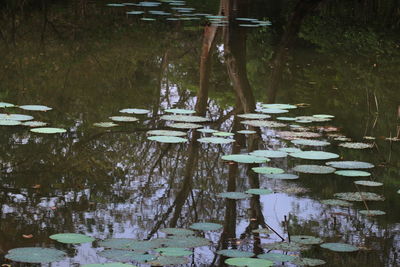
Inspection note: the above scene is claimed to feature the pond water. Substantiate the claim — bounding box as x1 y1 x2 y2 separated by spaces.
0 0 399 266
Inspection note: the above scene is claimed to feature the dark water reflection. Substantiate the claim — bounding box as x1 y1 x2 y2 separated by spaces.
0 0 399 266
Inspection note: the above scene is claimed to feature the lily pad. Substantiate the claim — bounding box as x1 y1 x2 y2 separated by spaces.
109 116 138 122
155 247 192 257
21 121 47 127
261 103 297 110
198 137 235 144
320 242 359 252
213 131 235 137
237 113 270 119
217 192 250 199
359 210 386 216
291 235 323 245
277 116 297 121
245 188 273 195
291 139 330 146
197 128 218 133
82 264 138 267
169 123 202 129
313 114 334 119
119 108 150 114
161 114 209 123
326 161 374 169
252 228 271 234
99 238 137 249
30 127 67 134
93 122 118 128
221 154 268 164
293 165 335 174
0 119 21 126
0 113 34 121
292 257 326 266
334 192 384 201
257 253 296 262
320 199 352 207
252 167 284 174
19 105 52 111
147 130 186 137
258 108 288 114
98 250 156 262
0 102 15 108
334 170 371 177
160 228 194 236
290 151 339 160
262 242 309 251
217 249 255 258
49 233 95 244
147 256 189 266
354 180 383 187
165 108 195 114
264 173 299 180
189 222 222 231
5 247 66 263
164 236 210 248
250 150 287 158
225 257 273 267
338 142 374 149
147 135 187 143
241 120 286 128
237 130 257 134
278 147 302 153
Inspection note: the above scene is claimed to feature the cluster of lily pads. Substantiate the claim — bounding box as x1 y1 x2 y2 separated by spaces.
0 101 66 133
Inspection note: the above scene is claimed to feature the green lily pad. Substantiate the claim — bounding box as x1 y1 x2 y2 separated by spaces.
221 154 268 164
241 120 286 128
245 188 273 195
217 249 255 258
164 236 210 248
30 127 67 134
0 113 34 121
0 119 21 126
262 242 309 251
397 189 400 194
217 192 250 199
165 108 195 114
161 114 209 123
93 122 118 128
49 233 95 244
21 121 47 127
290 151 339 160
198 137 235 144
261 104 297 110
189 222 222 231
19 105 52 111
252 228 271 234
296 116 331 122
119 108 150 114
291 139 330 146
82 264 138 267
98 238 136 249
264 173 299 180
277 116 297 121
237 113 270 119
225 257 273 267
293 165 336 174
278 147 302 153
252 167 284 174
257 253 296 262
147 135 187 143
213 131 235 137
160 228 194 236
334 192 384 201
338 142 374 149
109 116 138 122
277 131 322 139
98 250 156 262
197 128 218 133
326 161 374 169
155 247 192 256
292 257 326 266
320 242 359 252
258 108 288 114
0 102 15 108
354 180 383 187
334 170 371 177
291 235 323 245
313 114 334 119
169 123 202 129
250 150 287 158
5 247 66 263
320 199 352 207
147 256 189 266
359 210 386 216
237 130 257 134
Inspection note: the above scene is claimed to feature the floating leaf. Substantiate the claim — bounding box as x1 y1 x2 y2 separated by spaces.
262 242 309 251
241 120 286 128
49 233 95 244
225 257 273 267
5 247 66 263
98 238 137 249
237 130 256 134
291 235 323 245
338 142 373 149
0 113 34 121
293 165 335 174
109 116 138 122
21 121 47 127
169 123 202 129
98 250 156 262
217 192 250 199
296 116 331 122
19 105 52 111
237 113 270 119
277 131 321 140
258 108 288 114
290 151 339 160
0 119 21 126
354 180 383 187
213 131 235 137
147 256 189 266
119 108 150 114
359 210 386 216
147 135 187 143
147 130 186 137
30 127 66 134
82 264 138 267
221 154 268 164
165 108 195 114
326 161 374 169
198 137 235 144
164 236 210 248
161 115 209 123
278 147 302 153
197 128 218 133
320 243 359 252
250 150 287 158
155 247 192 257
320 199 352 207
334 192 384 201
245 189 273 195
189 222 222 231
291 139 330 146
292 257 326 266
0 102 15 108
93 122 118 128
261 103 297 110
252 228 271 234
257 253 296 262
313 114 334 119
264 173 299 180
160 228 194 236
252 167 284 174
217 249 255 258
334 170 371 177
277 116 297 121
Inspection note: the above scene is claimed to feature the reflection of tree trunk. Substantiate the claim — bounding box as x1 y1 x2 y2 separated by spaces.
152 51 169 118
265 0 324 103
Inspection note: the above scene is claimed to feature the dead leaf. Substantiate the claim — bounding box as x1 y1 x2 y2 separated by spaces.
22 234 33 239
